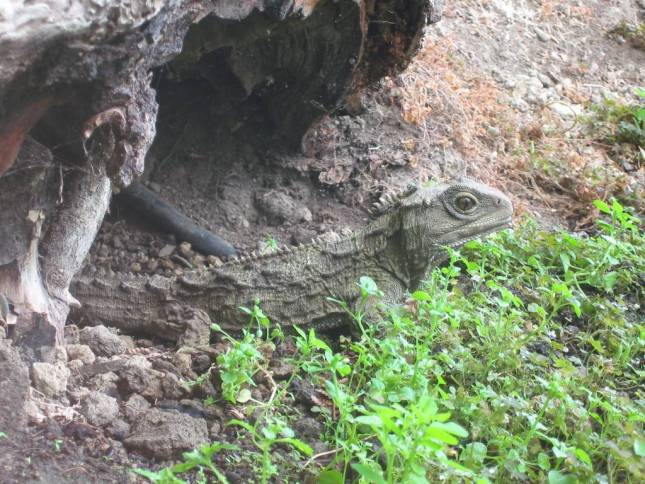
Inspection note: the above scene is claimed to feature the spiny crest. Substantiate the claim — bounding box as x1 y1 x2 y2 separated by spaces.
370 183 418 215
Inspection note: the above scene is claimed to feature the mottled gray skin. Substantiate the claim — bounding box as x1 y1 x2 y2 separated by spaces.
71 179 513 342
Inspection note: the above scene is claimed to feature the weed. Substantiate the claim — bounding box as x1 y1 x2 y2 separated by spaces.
587 88 645 168
609 21 645 50
261 234 279 255
133 442 238 484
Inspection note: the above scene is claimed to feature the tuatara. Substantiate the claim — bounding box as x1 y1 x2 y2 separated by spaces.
71 178 513 345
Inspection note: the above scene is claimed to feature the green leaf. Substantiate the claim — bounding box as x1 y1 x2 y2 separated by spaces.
537 452 551 471
236 388 252 403
559 253 570 273
354 415 383 427
593 199 611 214
574 448 592 468
274 438 314 456
351 463 387 484
548 470 577 484
635 437 645 457
435 421 469 438
411 290 432 301
317 470 344 484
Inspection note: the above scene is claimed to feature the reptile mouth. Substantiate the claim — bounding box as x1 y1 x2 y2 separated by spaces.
446 217 513 248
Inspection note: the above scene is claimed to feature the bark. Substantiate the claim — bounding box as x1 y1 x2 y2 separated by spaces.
0 0 440 349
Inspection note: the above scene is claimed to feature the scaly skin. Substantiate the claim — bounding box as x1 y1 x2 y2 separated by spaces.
71 179 513 344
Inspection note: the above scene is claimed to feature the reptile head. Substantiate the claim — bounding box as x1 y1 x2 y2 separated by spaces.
399 178 513 262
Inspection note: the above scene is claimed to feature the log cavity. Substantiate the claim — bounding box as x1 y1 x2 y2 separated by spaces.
150 1 362 157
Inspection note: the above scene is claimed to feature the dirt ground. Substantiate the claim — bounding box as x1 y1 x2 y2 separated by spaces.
4 0 644 482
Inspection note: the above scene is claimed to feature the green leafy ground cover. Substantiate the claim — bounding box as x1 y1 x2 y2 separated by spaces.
137 201 644 483
588 88 645 169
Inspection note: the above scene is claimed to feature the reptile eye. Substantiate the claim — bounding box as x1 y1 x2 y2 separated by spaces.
454 192 478 213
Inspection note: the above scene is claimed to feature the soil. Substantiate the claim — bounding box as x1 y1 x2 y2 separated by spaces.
3 1 645 482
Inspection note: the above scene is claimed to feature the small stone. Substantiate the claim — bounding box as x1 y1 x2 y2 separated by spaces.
79 325 128 357
534 27 550 42
68 359 84 371
131 262 142 273
293 417 324 439
123 394 151 421
207 255 223 267
146 259 159 272
537 73 553 88
41 345 68 364
124 409 209 459
158 244 176 258
191 352 212 374
66 344 96 364
108 419 130 441
81 391 119 426
172 352 194 377
112 236 124 249
64 324 81 345
31 362 70 398
486 125 501 137
160 258 175 270
88 371 119 397
549 102 582 120
209 421 222 439
178 242 193 257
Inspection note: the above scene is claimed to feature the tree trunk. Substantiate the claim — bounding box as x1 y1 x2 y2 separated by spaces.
0 0 440 350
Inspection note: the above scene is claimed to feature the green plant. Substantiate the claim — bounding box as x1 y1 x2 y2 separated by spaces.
588 88 645 166
228 417 313 483
261 234 279 255
133 442 238 484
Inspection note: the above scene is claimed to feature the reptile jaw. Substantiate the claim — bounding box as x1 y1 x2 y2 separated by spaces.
444 217 513 248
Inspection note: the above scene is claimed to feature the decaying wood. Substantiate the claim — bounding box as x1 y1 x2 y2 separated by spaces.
0 0 440 349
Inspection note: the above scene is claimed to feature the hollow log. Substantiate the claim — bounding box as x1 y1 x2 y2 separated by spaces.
0 0 441 349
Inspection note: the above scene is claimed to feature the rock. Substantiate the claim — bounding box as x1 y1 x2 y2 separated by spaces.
537 73 553 88
79 325 128 357
191 352 212 374
177 308 211 348
118 356 167 400
293 416 324 439
178 242 193 257
534 27 550 42
209 421 222 439
0 340 30 433
158 244 176 258
123 394 151 421
207 255 223 267
255 190 312 225
290 227 317 245
549 102 583 120
66 344 96 364
88 370 120 398
41 345 68 364
161 372 190 400
172 352 194 377
80 391 119 426
68 359 84 371
108 419 131 441
31 362 70 398
124 409 209 459
146 259 160 272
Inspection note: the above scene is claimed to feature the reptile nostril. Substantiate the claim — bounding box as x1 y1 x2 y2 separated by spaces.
496 198 501 205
